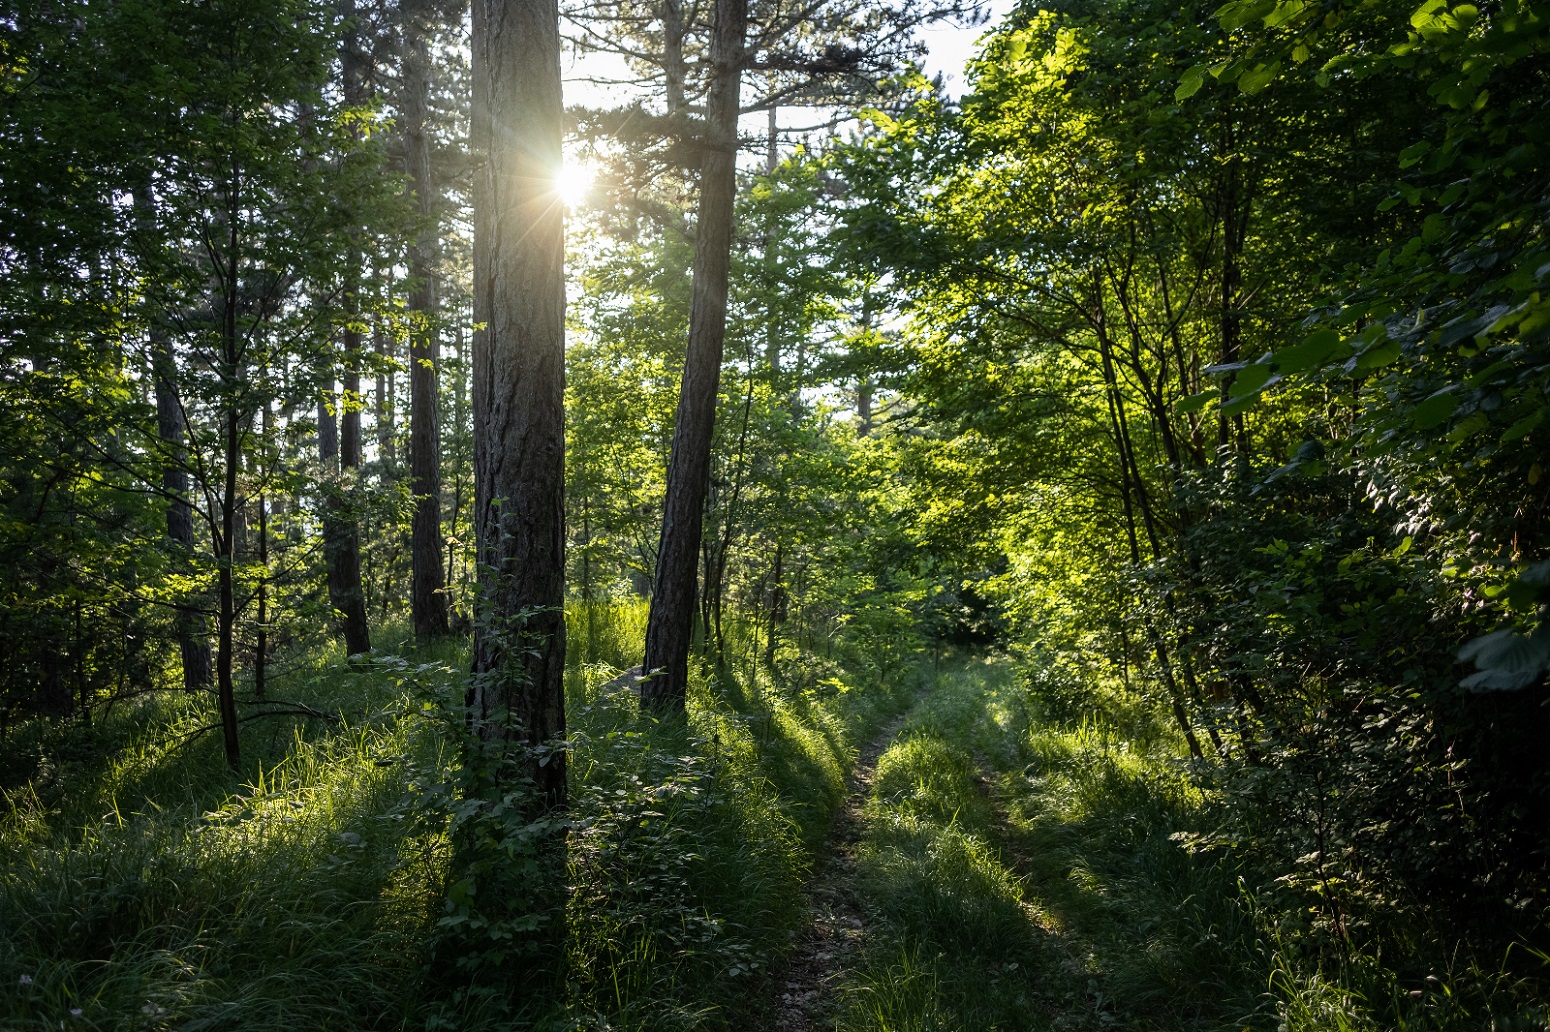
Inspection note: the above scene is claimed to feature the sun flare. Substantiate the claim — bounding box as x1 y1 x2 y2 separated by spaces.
557 158 596 209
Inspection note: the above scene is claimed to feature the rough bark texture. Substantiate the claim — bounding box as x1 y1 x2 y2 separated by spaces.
470 0 568 810
405 21 449 640
641 0 746 712
320 0 372 657
661 0 687 119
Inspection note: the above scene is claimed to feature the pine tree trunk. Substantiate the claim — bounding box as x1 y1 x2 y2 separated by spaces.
374 318 396 467
320 0 372 657
661 0 687 119
405 19 449 639
319 375 370 654
641 0 746 713
470 0 568 811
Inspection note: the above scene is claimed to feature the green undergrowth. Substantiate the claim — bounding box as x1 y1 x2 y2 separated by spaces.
839 656 1081 1032
839 655 1550 1032
0 602 924 1031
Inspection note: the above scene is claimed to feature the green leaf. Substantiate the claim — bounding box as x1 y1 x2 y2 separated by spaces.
1238 61 1281 94
1273 328 1344 373
1458 626 1550 692
1263 0 1307 28
1175 389 1218 414
1175 67 1207 103
1217 0 1277 30
1502 407 1544 442
1349 339 1401 373
1411 390 1458 430
1398 141 1431 169
1229 362 1274 397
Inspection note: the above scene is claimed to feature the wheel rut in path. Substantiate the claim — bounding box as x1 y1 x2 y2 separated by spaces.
763 702 915 1032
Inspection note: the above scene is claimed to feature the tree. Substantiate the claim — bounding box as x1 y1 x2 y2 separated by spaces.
401 0 452 639
469 0 569 809
640 0 747 710
318 0 375 658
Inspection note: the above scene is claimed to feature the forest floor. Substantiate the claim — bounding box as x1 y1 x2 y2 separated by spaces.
4 635 1530 1031
767 696 915 1031
761 655 1267 1032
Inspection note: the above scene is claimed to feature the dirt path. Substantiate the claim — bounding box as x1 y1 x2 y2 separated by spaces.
764 704 916 1032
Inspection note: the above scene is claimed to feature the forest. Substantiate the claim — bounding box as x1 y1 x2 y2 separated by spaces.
2 0 1549 1028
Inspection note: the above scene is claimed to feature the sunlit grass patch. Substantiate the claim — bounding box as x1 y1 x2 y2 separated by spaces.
1 595 928 1032
0 654 456 1030
841 659 1069 1032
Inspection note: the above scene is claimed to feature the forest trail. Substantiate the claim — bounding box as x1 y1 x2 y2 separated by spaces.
765 691 920 1031
762 659 1101 1032
759 657 1137 1032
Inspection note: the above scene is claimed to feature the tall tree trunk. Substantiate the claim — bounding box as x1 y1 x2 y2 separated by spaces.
641 0 746 712
255 399 270 699
470 0 568 811
406 18 449 639
374 316 396 466
216 199 243 772
320 377 371 653
137 187 213 692
321 0 372 656
763 101 781 378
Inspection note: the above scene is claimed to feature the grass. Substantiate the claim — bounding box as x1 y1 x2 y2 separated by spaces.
836 654 1550 1032
9 617 1543 1031
838 656 1077 1032
0 602 925 1031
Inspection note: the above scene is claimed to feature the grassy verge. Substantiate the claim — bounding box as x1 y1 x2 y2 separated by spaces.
0 602 924 1031
837 655 1550 1032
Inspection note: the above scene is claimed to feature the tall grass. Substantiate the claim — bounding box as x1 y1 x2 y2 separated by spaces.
1 623 462 1030
2 603 923 1031
839 655 1550 1032
838 657 1077 1032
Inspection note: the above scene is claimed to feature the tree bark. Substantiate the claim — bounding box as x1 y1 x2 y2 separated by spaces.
405 18 450 639
374 317 396 466
641 0 746 713
320 0 372 656
216 196 243 772
470 0 568 811
661 0 687 120
319 377 371 654
137 187 213 692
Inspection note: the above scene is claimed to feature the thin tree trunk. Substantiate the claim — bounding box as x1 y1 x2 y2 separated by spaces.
470 0 568 811
321 0 372 656
705 361 755 659
374 316 396 466
216 198 242 771
137 187 213 692
1215 126 1249 454
255 399 270 699
642 0 746 712
406 18 450 639
1096 298 1204 761
764 539 784 667
661 0 687 120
